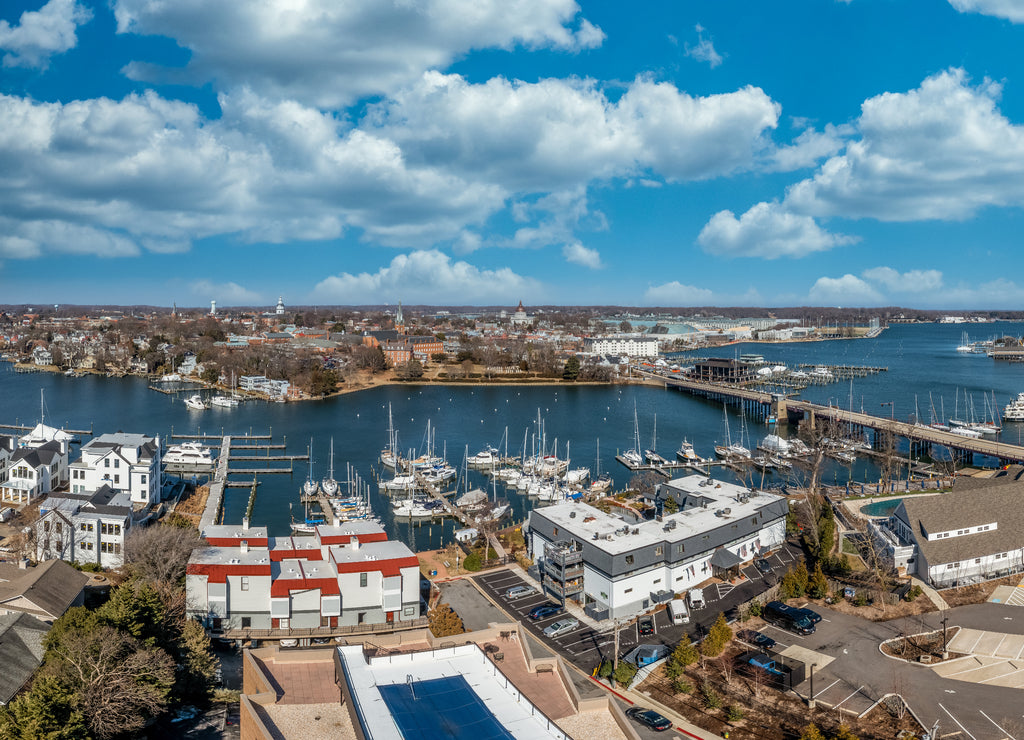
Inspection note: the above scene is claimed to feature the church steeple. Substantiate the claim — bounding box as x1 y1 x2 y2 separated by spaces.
395 301 405 334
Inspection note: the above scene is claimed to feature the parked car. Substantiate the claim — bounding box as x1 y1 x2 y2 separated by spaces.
754 558 773 575
528 604 563 621
737 629 776 650
793 606 822 624
279 638 299 648
637 616 655 636
543 618 579 638
506 585 534 600
625 707 672 732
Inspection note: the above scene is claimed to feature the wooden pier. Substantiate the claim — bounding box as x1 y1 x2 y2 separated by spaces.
0 422 93 436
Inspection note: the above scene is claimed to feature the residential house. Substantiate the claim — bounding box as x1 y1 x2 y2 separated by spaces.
0 613 49 706
31 346 52 366
69 432 161 506
36 485 134 568
0 442 63 504
0 559 89 623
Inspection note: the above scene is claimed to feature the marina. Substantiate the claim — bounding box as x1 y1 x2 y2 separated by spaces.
5 321 1024 551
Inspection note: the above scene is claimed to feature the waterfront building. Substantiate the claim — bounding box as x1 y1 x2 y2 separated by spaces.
874 468 1024 587
584 335 659 359
35 485 133 568
186 520 422 638
526 474 787 619
688 357 756 384
70 432 161 506
0 442 64 505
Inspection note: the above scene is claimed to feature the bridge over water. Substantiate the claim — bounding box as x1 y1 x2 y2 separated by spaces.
642 371 1024 464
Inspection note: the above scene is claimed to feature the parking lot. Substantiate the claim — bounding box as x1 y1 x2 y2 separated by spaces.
473 543 803 673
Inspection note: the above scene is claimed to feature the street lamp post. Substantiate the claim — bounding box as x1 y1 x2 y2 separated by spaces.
809 662 817 709
880 401 894 420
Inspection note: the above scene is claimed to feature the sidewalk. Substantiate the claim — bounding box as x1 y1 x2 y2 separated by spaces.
910 575 950 610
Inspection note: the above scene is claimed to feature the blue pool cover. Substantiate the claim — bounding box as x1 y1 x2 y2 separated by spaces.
378 675 517 740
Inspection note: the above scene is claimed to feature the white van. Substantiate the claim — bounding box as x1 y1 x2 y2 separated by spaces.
669 599 690 625
687 588 705 611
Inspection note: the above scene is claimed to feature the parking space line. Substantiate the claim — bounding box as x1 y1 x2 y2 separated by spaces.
939 703 978 740
967 631 985 654
834 685 865 709
978 710 1017 740
816 678 841 697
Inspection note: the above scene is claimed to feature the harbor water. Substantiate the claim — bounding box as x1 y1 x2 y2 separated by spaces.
2 321 1023 548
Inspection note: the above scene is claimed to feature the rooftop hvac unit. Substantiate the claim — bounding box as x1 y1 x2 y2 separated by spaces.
722 508 732 516
714 510 723 517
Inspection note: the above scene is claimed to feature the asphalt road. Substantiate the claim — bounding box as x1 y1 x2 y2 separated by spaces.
453 559 1024 740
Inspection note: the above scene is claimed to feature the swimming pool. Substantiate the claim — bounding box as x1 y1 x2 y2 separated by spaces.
860 498 902 517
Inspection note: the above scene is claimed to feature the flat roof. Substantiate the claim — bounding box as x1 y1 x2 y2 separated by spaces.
203 524 270 540
337 644 568 740
330 540 415 565
532 474 784 555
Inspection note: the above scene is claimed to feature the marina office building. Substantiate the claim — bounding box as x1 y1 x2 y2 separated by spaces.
526 475 788 619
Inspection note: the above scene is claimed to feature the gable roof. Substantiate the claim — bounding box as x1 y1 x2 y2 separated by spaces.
0 612 49 704
0 560 90 621
894 483 1024 566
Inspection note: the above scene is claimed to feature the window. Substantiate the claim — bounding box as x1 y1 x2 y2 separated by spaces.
56 522 62 534
80 523 88 531
654 546 663 557
404 606 416 616
553 527 559 537
752 517 757 525
114 524 121 535
79 541 86 550
653 578 661 584
241 617 251 628
114 543 120 554
975 558 981 564
360 572 367 587
946 564 956 570
624 588 633 594
114 475 119 484
141 475 146 484
625 555 634 565
104 459 109 468
279 618 289 629
114 459 119 469
676 544 685 554
241 576 249 591
44 521 50 533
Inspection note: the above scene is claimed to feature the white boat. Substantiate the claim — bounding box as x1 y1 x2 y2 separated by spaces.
956 331 972 353
565 467 590 485
164 441 213 466
302 439 320 497
676 439 702 464
476 503 510 523
714 405 750 461
1005 393 1024 421
468 446 499 467
757 434 792 456
210 395 239 408
156 373 182 383
950 426 983 439
184 394 208 410
381 474 417 492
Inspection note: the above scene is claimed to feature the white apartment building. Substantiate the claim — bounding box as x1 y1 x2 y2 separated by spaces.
35 485 133 568
187 520 422 637
527 475 788 619
1 442 64 505
70 432 161 506
584 336 659 359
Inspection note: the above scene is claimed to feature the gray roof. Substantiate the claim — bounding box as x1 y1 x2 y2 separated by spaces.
894 483 1024 566
10 441 61 468
45 485 132 517
0 612 49 703
0 560 90 620
709 548 744 569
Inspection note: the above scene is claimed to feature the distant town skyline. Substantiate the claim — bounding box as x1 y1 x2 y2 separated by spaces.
2 0 1024 308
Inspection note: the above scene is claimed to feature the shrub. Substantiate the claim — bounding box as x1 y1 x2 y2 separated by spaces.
725 705 745 722
665 635 699 678
746 599 762 618
462 552 482 572
613 660 638 687
427 603 465 637
700 681 722 709
905 585 923 602
597 659 613 679
853 591 869 607
672 678 693 694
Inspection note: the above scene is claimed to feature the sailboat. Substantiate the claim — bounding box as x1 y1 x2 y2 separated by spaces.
622 403 643 466
956 331 973 353
928 392 950 432
211 370 240 407
321 438 339 496
303 439 320 498
590 438 612 492
714 404 751 461
380 403 400 469
644 415 668 465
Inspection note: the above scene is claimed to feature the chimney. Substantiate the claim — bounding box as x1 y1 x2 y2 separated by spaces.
350 535 360 550
240 540 249 554
242 516 250 531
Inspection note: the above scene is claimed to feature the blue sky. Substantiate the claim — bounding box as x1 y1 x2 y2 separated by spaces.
2 0 1024 309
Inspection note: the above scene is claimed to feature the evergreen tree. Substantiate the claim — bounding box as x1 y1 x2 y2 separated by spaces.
562 355 580 381
799 724 826 740
665 634 699 679
808 562 829 599
177 619 218 704
701 613 733 658
0 675 88 740
98 579 169 649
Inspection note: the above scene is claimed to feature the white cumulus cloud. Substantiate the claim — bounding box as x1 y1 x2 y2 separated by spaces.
698 201 858 258
861 266 944 293
0 0 91 69
949 0 1024 22
562 242 602 269
808 274 883 305
113 0 603 108
310 250 543 304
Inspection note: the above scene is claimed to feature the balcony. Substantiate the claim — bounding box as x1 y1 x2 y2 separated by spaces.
543 577 583 599
544 541 583 568
543 559 583 581
211 616 429 641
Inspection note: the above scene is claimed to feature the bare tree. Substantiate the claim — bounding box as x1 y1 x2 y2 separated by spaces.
47 625 175 739
123 524 206 588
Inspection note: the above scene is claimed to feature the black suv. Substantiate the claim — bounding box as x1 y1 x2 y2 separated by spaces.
637 616 655 636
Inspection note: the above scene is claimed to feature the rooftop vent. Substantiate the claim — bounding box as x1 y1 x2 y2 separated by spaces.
722 508 732 516
570 511 576 519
